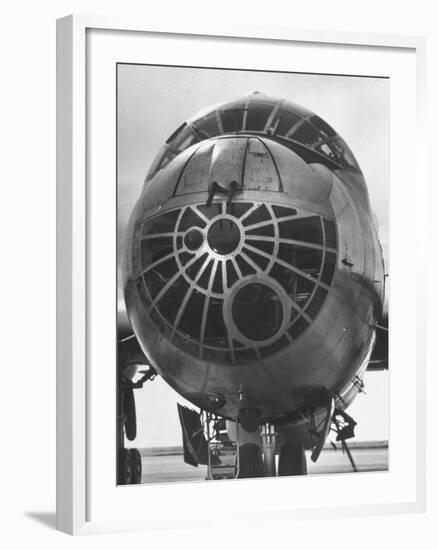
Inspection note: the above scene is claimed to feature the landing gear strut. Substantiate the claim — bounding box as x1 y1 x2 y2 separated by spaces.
179 408 310 480
261 423 277 477
261 422 307 477
117 364 156 485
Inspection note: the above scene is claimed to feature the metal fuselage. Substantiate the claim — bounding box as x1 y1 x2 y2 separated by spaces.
122 97 385 427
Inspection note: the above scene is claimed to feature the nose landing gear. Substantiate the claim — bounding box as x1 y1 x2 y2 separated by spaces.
260 422 308 477
238 420 307 478
260 422 278 477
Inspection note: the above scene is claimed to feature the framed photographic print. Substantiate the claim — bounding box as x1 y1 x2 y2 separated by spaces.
56 15 426 535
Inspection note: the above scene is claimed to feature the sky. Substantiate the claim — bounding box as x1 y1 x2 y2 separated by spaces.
117 63 389 448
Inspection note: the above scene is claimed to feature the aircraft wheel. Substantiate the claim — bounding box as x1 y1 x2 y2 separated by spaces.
129 448 142 484
237 443 263 478
278 442 307 476
123 388 137 441
117 448 132 485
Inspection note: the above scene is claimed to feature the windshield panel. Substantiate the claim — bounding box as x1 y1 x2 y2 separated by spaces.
146 95 361 180
245 103 275 131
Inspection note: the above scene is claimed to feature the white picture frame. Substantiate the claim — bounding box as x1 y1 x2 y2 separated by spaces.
56 14 427 535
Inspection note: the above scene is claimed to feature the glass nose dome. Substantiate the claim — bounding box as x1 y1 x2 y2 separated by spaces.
135 201 337 365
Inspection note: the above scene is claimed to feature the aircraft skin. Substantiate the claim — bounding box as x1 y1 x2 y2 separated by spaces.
122 93 385 444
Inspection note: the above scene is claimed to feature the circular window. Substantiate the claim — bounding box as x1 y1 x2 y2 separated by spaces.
207 218 240 255
232 283 283 341
184 228 203 251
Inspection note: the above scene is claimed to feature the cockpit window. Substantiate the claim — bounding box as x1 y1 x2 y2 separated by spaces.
289 121 321 147
146 94 361 180
245 103 274 131
135 201 338 365
165 122 187 144
310 115 336 137
193 101 274 136
170 125 200 152
152 125 202 175
193 111 220 138
220 106 246 133
329 137 359 169
271 108 301 136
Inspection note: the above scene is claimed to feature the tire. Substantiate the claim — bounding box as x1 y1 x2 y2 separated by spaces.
129 448 142 484
123 388 137 441
278 442 307 476
237 443 264 478
117 448 132 485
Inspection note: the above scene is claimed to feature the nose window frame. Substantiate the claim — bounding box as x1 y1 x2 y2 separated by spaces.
135 201 337 364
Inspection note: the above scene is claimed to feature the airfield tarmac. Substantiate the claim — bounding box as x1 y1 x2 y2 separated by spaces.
140 442 388 484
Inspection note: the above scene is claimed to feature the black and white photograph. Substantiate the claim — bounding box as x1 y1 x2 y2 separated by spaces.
116 63 389 485
2 0 433 543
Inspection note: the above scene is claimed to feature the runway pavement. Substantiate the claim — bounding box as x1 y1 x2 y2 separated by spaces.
140 442 388 484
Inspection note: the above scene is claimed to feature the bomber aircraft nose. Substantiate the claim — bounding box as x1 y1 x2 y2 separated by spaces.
122 92 384 434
